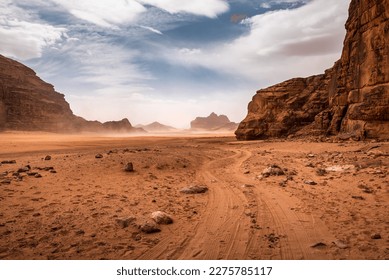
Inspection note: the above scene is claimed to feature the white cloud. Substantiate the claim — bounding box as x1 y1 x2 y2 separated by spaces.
163 0 349 85
138 0 229 18
50 0 146 28
0 1 66 59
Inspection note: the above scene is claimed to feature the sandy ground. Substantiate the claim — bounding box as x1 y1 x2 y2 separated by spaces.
0 132 388 260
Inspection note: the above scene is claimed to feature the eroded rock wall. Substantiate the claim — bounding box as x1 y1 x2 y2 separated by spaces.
236 0 389 140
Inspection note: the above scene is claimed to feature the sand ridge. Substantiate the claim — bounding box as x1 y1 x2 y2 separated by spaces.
0 133 388 259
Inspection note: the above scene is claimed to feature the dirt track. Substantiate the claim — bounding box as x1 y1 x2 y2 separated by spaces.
0 133 388 259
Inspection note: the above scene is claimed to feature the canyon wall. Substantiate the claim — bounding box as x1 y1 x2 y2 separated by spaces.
236 0 389 140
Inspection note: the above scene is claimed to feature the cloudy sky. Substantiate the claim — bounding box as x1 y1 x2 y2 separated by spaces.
0 0 350 128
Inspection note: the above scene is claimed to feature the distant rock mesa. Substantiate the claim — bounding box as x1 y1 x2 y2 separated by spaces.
0 54 143 133
191 112 238 131
236 0 389 141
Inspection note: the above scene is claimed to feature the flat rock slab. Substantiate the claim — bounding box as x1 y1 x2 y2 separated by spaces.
180 185 208 194
151 211 173 225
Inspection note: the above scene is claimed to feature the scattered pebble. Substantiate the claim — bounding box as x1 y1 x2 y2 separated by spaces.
180 185 208 194
1 160 16 164
116 217 136 229
371 234 382 240
34 173 42 178
304 180 317 186
1 179 11 184
95 154 103 159
316 168 327 176
262 165 285 177
351 195 365 200
17 166 31 173
139 222 161 234
333 240 349 249
124 162 134 172
241 184 255 188
44 155 51 161
311 242 327 248
151 211 173 225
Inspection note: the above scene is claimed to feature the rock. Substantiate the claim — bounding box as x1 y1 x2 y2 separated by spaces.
27 172 38 176
236 0 389 141
351 195 365 200
316 168 327 176
116 217 136 229
304 180 317 186
17 166 31 173
139 221 161 234
34 173 42 178
311 242 327 248
124 162 134 172
262 165 285 177
1 179 11 184
180 185 208 194
1 160 16 164
151 211 173 225
333 240 349 249
371 234 382 240
95 154 103 159
44 155 51 161
241 184 255 188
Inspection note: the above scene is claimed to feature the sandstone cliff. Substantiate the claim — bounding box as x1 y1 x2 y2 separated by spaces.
236 0 389 140
0 54 143 133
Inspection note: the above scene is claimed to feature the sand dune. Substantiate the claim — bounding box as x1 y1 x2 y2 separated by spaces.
0 133 388 259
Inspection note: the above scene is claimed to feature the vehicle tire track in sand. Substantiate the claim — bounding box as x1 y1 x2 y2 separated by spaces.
176 149 253 259
135 145 336 260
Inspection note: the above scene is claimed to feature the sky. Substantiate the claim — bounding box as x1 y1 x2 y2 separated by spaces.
0 0 350 128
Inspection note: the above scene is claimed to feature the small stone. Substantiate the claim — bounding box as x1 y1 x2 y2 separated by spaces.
44 155 51 161
151 211 173 225
180 185 208 194
351 195 365 200
1 179 11 184
304 180 317 185
27 172 38 176
241 184 255 188
262 165 285 177
243 170 250 174
316 168 327 176
124 162 134 172
95 154 103 159
1 160 16 164
140 222 160 234
34 173 42 178
116 217 136 229
50 170 57 174
17 166 31 173
333 240 349 249
311 242 327 248
371 234 381 240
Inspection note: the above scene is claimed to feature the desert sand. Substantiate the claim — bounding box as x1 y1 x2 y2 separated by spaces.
0 132 388 260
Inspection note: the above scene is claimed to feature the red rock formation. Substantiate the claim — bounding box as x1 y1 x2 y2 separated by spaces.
0 54 143 133
236 0 389 140
191 112 233 130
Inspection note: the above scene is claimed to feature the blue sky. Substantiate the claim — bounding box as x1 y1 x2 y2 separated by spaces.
0 0 349 128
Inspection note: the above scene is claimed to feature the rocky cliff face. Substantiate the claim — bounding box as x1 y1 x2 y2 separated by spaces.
0 54 142 133
236 0 389 141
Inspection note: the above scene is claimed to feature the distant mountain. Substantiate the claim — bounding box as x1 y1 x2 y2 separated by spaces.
136 121 179 132
190 112 237 131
